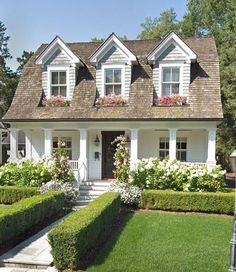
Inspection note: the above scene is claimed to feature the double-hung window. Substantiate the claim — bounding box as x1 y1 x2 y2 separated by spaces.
159 137 187 161
176 137 187 161
51 71 67 97
104 68 122 96
53 136 72 159
159 137 169 159
162 67 180 96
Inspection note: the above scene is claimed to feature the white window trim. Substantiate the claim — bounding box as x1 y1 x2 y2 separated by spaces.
158 136 188 161
159 62 184 97
47 66 70 99
101 64 125 97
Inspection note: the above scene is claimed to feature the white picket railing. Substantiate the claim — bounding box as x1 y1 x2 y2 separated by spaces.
69 160 79 170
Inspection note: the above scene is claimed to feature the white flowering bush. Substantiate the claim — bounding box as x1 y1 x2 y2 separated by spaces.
130 158 226 192
112 135 130 182
39 180 79 205
0 147 75 187
108 182 141 206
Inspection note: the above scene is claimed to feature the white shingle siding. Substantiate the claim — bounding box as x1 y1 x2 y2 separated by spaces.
42 48 76 98
96 44 132 99
153 43 191 97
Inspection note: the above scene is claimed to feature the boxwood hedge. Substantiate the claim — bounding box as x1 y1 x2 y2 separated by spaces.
0 186 39 204
0 192 65 245
48 192 121 270
140 190 235 214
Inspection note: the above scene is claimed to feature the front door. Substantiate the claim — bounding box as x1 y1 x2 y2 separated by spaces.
102 131 124 179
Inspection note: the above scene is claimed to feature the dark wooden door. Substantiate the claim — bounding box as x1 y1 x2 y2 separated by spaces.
102 131 124 179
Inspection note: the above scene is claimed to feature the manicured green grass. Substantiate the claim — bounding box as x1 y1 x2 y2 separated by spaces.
87 211 232 272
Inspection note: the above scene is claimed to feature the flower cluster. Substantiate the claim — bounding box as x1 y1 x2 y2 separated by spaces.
95 94 128 107
42 96 70 107
154 95 188 106
130 158 226 192
39 180 79 206
108 182 141 206
112 135 130 182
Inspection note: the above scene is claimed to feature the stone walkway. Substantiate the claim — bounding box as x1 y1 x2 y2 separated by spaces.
0 218 63 270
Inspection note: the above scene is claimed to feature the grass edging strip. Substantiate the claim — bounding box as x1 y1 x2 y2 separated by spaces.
140 190 234 214
0 186 39 204
0 192 65 245
48 192 121 270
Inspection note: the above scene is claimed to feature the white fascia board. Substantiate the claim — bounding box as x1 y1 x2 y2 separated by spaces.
89 33 137 65
147 32 197 63
35 36 82 65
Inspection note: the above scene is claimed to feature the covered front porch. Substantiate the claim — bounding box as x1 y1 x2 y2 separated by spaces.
8 121 217 183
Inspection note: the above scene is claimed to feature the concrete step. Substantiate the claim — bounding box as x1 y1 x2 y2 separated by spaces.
81 181 112 186
74 199 92 206
80 190 105 196
79 185 109 191
78 195 97 200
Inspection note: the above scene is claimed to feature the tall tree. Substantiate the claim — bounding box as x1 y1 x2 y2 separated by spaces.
0 21 17 115
137 8 181 39
16 50 34 75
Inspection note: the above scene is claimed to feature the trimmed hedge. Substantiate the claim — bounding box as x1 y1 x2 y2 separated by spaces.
0 186 39 204
0 192 65 245
49 192 121 270
140 190 235 214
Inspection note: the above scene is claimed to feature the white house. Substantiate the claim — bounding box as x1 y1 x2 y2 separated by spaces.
2 32 223 182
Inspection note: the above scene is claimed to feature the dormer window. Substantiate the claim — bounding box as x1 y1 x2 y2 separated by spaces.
162 67 180 96
51 71 67 97
105 68 122 95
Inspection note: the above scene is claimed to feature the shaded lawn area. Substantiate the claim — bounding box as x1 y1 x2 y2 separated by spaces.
87 211 232 272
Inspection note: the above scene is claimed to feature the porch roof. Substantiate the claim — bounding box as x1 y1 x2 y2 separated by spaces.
3 37 223 122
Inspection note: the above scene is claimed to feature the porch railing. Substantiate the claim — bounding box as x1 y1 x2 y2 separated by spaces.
69 160 79 170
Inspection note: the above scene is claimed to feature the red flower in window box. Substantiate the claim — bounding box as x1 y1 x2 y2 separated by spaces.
95 95 128 107
42 96 71 107
154 95 188 106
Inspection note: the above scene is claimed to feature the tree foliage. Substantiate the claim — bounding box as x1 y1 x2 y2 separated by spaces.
137 9 181 39
16 50 34 75
138 1 236 169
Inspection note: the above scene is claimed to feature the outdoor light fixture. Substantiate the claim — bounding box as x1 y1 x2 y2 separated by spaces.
229 150 236 272
94 135 100 146
126 135 131 143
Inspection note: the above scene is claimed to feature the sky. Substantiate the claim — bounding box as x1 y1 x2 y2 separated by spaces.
1 0 188 71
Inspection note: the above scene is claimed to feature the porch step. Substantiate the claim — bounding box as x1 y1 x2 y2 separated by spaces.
80 190 106 196
79 185 109 191
73 180 112 210
81 180 112 186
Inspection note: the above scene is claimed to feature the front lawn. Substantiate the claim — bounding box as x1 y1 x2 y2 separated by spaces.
88 211 232 272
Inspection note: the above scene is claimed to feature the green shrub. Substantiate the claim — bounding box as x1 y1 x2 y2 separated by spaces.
49 192 121 270
0 192 65 245
140 190 235 214
0 186 39 204
130 158 226 192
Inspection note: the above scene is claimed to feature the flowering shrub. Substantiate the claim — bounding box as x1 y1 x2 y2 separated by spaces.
39 180 79 205
0 160 52 187
42 96 70 107
0 148 75 187
108 182 141 206
130 158 226 192
112 135 130 182
154 95 188 106
95 94 128 107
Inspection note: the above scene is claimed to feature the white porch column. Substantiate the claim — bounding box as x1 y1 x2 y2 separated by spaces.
207 128 216 165
10 128 18 162
44 129 52 156
130 129 139 171
79 128 88 181
25 130 32 160
169 128 177 160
